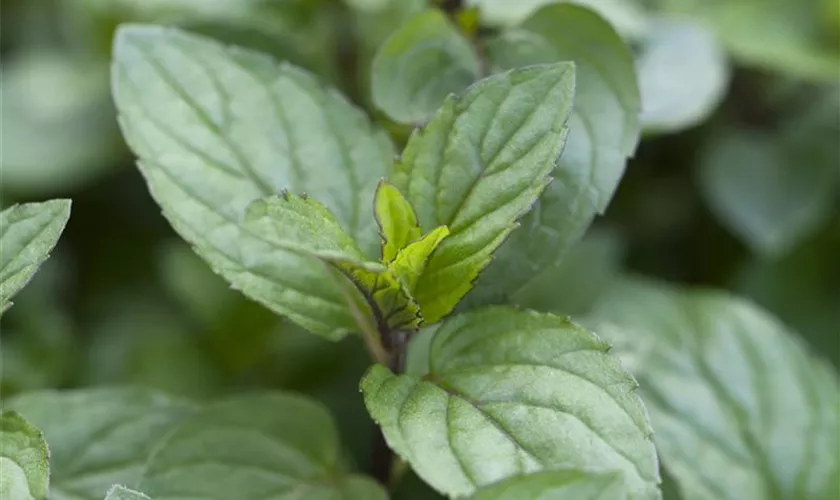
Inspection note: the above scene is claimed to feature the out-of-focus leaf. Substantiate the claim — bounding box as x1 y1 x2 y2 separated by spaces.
637 18 729 133
469 470 627 500
392 63 575 324
8 388 194 500
0 200 71 314
372 9 480 124
467 0 649 37
113 25 394 339
362 307 661 499
104 486 151 500
698 128 838 256
512 228 624 316
138 393 387 500
587 278 840 500
469 4 640 306
0 411 49 500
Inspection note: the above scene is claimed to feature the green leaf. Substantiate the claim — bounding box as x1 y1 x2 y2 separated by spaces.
7 388 194 500
375 180 422 262
243 194 422 331
587 278 840 500
392 63 575 324
698 128 838 256
361 307 661 499
371 9 481 124
470 470 626 500
112 25 394 340
104 486 151 500
467 3 640 306
390 225 450 293
138 392 387 500
0 199 71 314
0 411 49 500
636 18 729 133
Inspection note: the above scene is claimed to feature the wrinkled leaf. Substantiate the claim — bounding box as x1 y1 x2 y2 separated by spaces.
372 9 480 124
469 4 640 306
0 199 71 314
587 278 840 500
0 411 49 500
105 486 151 500
470 470 627 500
7 388 194 500
637 18 729 133
390 225 450 294
361 307 660 499
113 25 394 339
138 392 387 500
392 63 575 324
375 181 422 262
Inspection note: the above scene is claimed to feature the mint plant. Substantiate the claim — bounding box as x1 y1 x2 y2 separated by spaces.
2 2 838 500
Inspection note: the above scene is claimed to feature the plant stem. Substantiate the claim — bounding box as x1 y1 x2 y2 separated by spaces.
371 330 408 486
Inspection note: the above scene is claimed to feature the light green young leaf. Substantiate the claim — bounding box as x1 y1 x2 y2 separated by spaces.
586 278 840 500
361 307 660 499
637 18 729 133
392 63 575 324
375 181 422 262
244 194 421 331
112 25 394 340
105 486 151 500
698 129 838 256
467 4 640 307
470 470 627 500
390 225 450 293
0 411 49 500
0 199 71 314
7 388 194 500
372 9 480 124
138 392 387 500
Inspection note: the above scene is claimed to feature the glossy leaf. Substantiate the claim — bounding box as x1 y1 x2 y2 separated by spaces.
470 470 627 500
392 63 575 324
375 181 422 263
105 486 151 500
138 392 388 500
0 411 49 500
361 307 661 499
587 278 840 500
469 4 640 306
0 199 71 314
390 225 450 294
637 18 729 133
7 388 194 500
372 9 480 124
112 25 394 339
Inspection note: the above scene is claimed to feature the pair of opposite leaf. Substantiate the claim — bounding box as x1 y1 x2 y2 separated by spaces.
245 181 449 333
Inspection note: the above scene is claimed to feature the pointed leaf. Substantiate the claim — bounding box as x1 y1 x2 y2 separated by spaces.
105 486 151 500
375 181 422 262
470 470 627 500
0 199 71 314
112 25 394 339
467 4 640 306
392 63 575 324
372 9 481 124
138 392 387 500
361 307 661 499
7 388 194 500
0 411 49 500
587 278 840 500
390 225 450 293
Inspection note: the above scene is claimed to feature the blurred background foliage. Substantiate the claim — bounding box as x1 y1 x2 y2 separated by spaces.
1 0 838 497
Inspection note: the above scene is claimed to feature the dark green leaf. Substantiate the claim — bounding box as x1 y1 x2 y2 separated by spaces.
104 486 151 500
0 411 49 500
587 278 840 500
138 392 387 500
392 63 575 323
112 25 394 339
372 9 480 124
361 307 660 499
